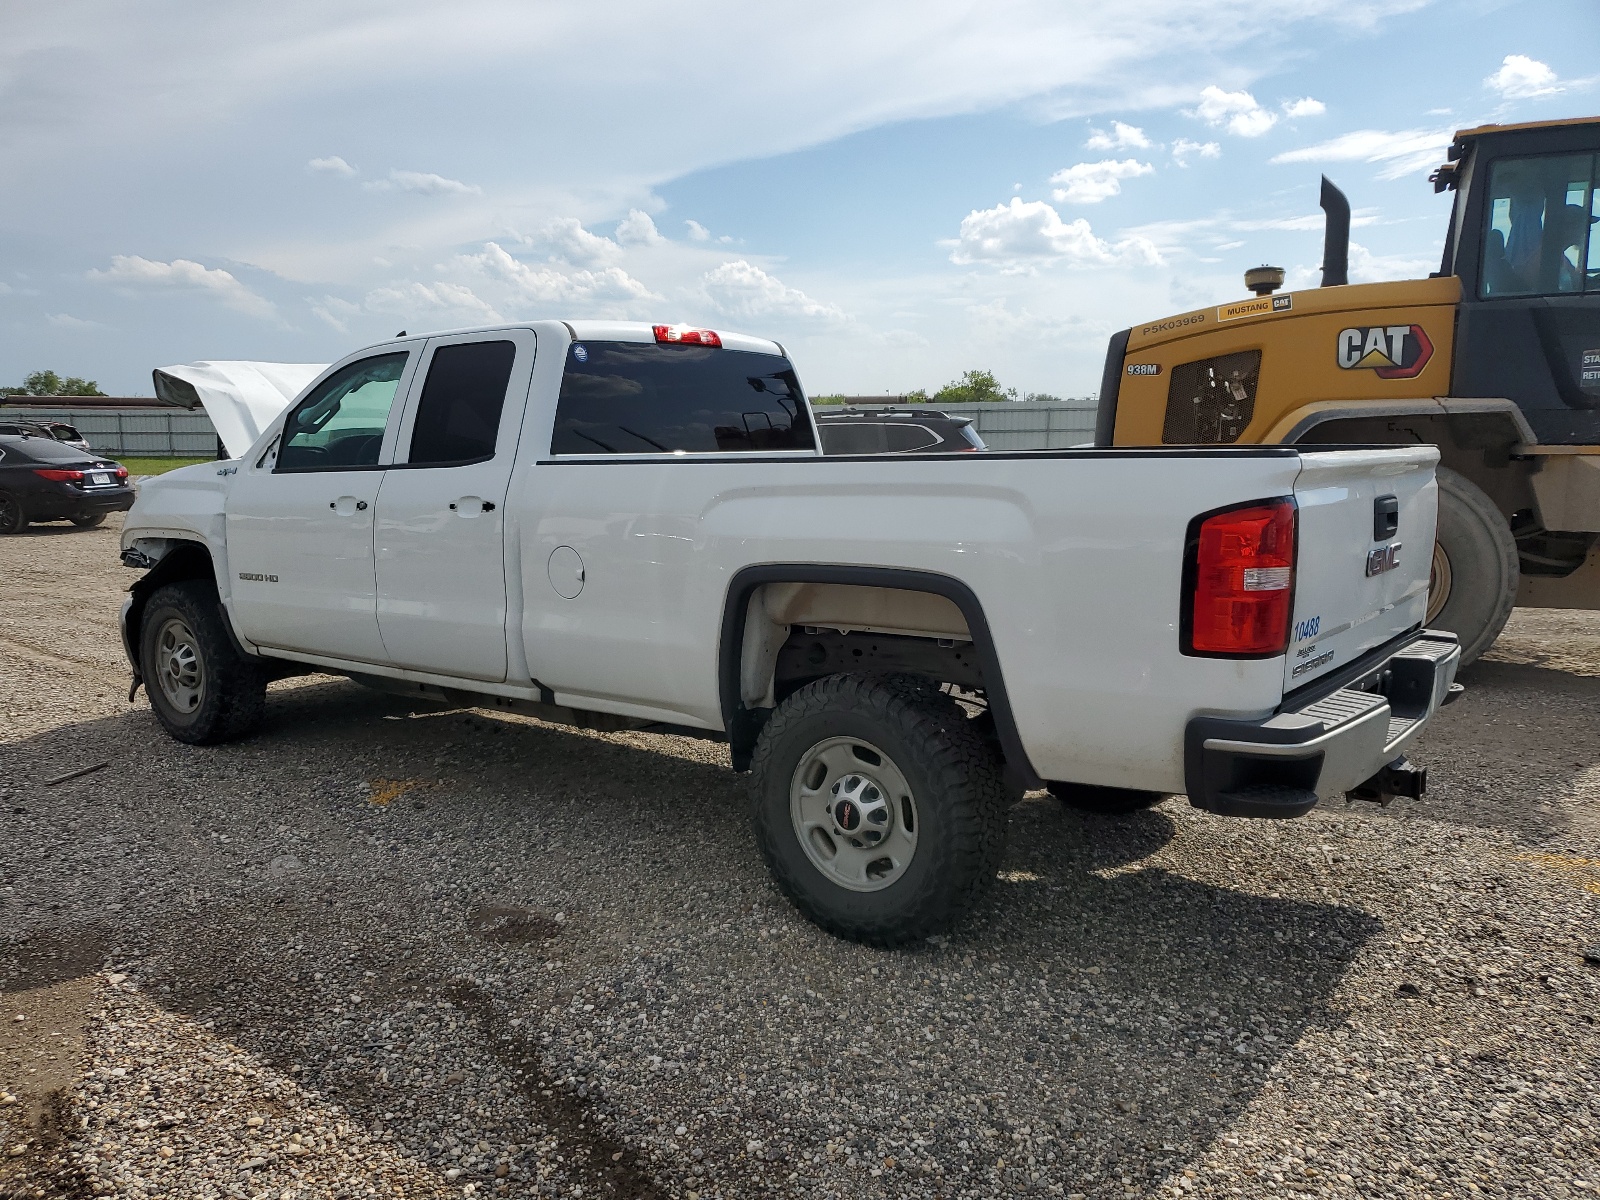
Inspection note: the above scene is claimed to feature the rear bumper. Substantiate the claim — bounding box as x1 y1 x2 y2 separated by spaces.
1184 629 1461 818
31 484 135 518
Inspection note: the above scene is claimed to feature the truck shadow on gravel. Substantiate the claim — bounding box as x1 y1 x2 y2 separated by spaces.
5 679 1387 1198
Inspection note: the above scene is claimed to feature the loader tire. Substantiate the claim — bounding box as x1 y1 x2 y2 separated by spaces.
1427 467 1518 667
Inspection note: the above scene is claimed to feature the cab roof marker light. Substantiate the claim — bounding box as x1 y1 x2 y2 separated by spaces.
653 324 722 348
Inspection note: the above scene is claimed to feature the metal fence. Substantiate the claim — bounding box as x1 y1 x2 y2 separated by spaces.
3 407 220 457
824 400 1099 450
5 399 1100 456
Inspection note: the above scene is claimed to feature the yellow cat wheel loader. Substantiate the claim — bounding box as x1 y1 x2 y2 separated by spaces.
1096 116 1600 664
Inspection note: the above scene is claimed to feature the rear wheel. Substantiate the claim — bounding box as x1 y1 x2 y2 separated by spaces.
139 581 267 745
1048 781 1164 815
1427 467 1518 666
0 492 26 534
750 674 1007 946
70 513 105 528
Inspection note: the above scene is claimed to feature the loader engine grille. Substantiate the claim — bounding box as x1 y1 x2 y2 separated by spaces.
1162 350 1262 444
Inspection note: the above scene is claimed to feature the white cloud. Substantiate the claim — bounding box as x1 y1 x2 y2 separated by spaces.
699 260 846 323
1085 121 1150 151
542 217 620 266
362 169 481 196
1282 97 1326 118
46 312 101 329
1287 240 1438 289
964 298 1102 345
87 255 276 320
950 198 1163 268
1190 86 1277 137
458 241 658 307
306 155 356 176
1171 138 1221 165
1485 54 1562 99
684 220 712 242
1271 127 1452 180
362 280 502 322
1049 158 1154 204
615 209 664 246
309 294 362 333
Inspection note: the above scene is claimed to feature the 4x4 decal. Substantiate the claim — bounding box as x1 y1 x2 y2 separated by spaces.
1336 324 1433 379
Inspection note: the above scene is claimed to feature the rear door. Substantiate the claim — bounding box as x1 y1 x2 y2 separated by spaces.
1285 446 1440 691
372 329 536 682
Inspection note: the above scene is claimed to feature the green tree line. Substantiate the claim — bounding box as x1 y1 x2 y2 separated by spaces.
811 369 1066 406
2 370 107 398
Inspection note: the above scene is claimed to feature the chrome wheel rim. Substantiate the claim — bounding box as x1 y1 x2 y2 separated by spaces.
789 736 918 892
155 617 204 714
1426 541 1452 624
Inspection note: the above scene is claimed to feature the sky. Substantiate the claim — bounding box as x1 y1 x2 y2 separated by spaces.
0 0 1595 399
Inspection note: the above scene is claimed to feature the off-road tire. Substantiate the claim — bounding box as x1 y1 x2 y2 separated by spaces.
1048 781 1165 815
139 580 268 745
0 492 27 534
1430 467 1518 666
70 513 106 528
750 673 1008 946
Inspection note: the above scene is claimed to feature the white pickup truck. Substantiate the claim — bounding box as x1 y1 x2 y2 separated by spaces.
121 320 1460 944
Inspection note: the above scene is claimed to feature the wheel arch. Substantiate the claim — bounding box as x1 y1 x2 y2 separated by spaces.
717 564 1042 788
1280 400 1538 523
123 541 251 684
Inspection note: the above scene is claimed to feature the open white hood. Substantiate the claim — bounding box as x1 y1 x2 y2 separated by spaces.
152 361 329 459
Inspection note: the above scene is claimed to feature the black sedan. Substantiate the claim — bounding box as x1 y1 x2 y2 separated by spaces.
813 408 987 454
0 433 134 533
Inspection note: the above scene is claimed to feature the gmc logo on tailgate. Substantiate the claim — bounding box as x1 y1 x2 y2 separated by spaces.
1366 543 1402 577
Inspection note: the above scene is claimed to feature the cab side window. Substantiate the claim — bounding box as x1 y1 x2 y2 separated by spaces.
407 341 517 466
277 353 408 471
1480 153 1597 298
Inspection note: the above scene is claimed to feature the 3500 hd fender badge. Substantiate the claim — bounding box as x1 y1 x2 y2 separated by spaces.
238 571 278 583
1337 325 1433 379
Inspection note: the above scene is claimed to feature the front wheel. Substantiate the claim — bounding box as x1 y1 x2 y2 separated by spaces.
71 513 106 528
139 580 267 745
1427 467 1518 666
750 675 1007 946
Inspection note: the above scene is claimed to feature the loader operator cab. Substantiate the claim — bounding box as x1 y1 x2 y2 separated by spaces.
1100 115 1600 668
1438 119 1600 443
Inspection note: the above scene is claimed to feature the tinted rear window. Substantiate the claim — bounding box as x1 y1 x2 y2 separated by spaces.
552 341 815 455
0 436 95 464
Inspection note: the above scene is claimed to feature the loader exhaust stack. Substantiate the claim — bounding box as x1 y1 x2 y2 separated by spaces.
1320 175 1350 287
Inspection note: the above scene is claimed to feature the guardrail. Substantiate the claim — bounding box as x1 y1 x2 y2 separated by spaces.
2 407 220 457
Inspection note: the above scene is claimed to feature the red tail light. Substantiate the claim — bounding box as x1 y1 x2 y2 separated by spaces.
33 468 85 482
1183 497 1297 657
653 324 722 347
115 465 129 479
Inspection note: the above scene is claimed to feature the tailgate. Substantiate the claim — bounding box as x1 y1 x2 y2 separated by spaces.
1286 447 1439 691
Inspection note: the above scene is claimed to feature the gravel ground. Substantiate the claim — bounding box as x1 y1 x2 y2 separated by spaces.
2 514 1597 1200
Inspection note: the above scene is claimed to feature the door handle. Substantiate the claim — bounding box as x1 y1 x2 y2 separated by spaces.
329 496 368 515
449 497 495 515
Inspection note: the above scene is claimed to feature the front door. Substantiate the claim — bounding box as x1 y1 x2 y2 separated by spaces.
372 330 535 681
225 348 419 662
